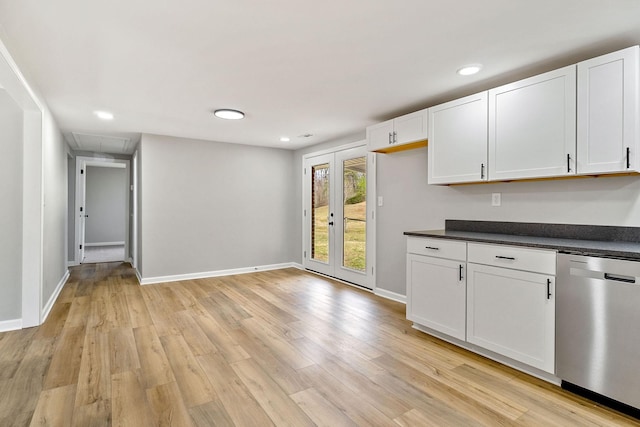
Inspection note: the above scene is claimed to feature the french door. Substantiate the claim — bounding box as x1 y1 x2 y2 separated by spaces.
303 144 375 289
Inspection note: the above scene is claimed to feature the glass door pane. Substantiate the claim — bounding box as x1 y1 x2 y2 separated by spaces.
342 156 366 272
311 163 330 263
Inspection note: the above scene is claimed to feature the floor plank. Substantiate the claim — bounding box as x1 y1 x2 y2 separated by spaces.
0 262 636 426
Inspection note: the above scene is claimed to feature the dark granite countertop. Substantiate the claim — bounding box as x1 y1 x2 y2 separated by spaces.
404 221 640 260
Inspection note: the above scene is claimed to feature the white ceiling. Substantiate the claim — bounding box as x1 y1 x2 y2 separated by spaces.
0 0 639 151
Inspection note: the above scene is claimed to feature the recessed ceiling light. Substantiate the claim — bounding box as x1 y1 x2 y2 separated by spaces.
457 64 483 76
213 109 245 120
94 110 114 120
280 137 290 142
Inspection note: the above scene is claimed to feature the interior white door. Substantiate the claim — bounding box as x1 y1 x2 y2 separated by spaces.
303 145 375 289
77 160 87 263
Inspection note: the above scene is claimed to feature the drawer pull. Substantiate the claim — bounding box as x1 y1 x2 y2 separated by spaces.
547 278 552 299
495 255 516 261
425 246 440 251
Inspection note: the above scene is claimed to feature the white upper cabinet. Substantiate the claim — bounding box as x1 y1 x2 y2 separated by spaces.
367 109 428 153
577 46 640 175
428 92 488 184
488 66 577 181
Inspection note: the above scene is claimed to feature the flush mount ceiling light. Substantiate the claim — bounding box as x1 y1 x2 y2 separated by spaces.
94 110 114 120
213 109 245 120
280 137 291 142
457 64 483 76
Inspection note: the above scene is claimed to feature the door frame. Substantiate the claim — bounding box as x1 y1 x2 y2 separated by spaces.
302 141 377 290
74 156 131 265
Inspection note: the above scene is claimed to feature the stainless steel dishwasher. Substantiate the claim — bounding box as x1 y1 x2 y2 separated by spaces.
557 252 640 411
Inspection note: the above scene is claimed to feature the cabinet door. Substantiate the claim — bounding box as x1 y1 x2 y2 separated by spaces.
394 109 428 145
466 263 554 373
428 92 488 184
489 66 576 181
366 119 394 152
577 46 639 174
407 254 466 340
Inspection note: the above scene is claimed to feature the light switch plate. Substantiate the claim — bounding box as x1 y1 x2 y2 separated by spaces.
492 193 501 207
377 196 384 207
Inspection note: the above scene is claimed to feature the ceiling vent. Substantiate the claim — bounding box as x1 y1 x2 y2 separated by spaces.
71 132 133 154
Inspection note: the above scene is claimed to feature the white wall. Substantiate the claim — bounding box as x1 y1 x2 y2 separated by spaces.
0 90 24 321
1 36 69 327
375 147 640 296
41 107 69 310
139 134 296 279
85 166 127 244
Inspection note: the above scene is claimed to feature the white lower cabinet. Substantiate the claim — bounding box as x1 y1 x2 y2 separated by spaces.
407 237 557 376
407 254 466 340
466 263 555 373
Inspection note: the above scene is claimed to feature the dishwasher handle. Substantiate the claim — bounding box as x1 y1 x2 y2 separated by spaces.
604 273 636 284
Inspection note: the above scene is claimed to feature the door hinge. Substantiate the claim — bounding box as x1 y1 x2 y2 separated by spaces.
304 168 307 175
304 250 307 258
372 211 375 220
371 266 374 275
304 209 306 217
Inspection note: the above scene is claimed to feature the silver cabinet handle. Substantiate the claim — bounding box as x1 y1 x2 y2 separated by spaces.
495 255 516 260
425 246 440 250
388 132 392 144
393 131 397 143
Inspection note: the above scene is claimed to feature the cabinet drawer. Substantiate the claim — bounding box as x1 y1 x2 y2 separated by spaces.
467 243 556 274
407 237 466 260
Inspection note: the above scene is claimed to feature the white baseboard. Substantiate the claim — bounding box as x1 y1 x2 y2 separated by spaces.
139 262 300 285
41 269 70 323
85 241 125 247
291 263 303 270
135 267 142 284
0 318 22 333
374 288 406 304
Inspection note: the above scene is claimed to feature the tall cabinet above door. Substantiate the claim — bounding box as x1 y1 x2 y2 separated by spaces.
428 92 488 184
577 45 640 175
488 65 577 181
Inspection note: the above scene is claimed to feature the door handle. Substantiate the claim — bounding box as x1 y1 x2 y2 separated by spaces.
329 221 334 226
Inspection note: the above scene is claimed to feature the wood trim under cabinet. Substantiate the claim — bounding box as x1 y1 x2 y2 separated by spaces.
371 139 427 154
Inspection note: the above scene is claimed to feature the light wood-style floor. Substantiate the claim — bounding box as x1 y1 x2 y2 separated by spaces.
0 262 638 426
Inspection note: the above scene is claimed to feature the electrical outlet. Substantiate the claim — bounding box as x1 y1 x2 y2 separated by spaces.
378 196 384 207
492 193 501 207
